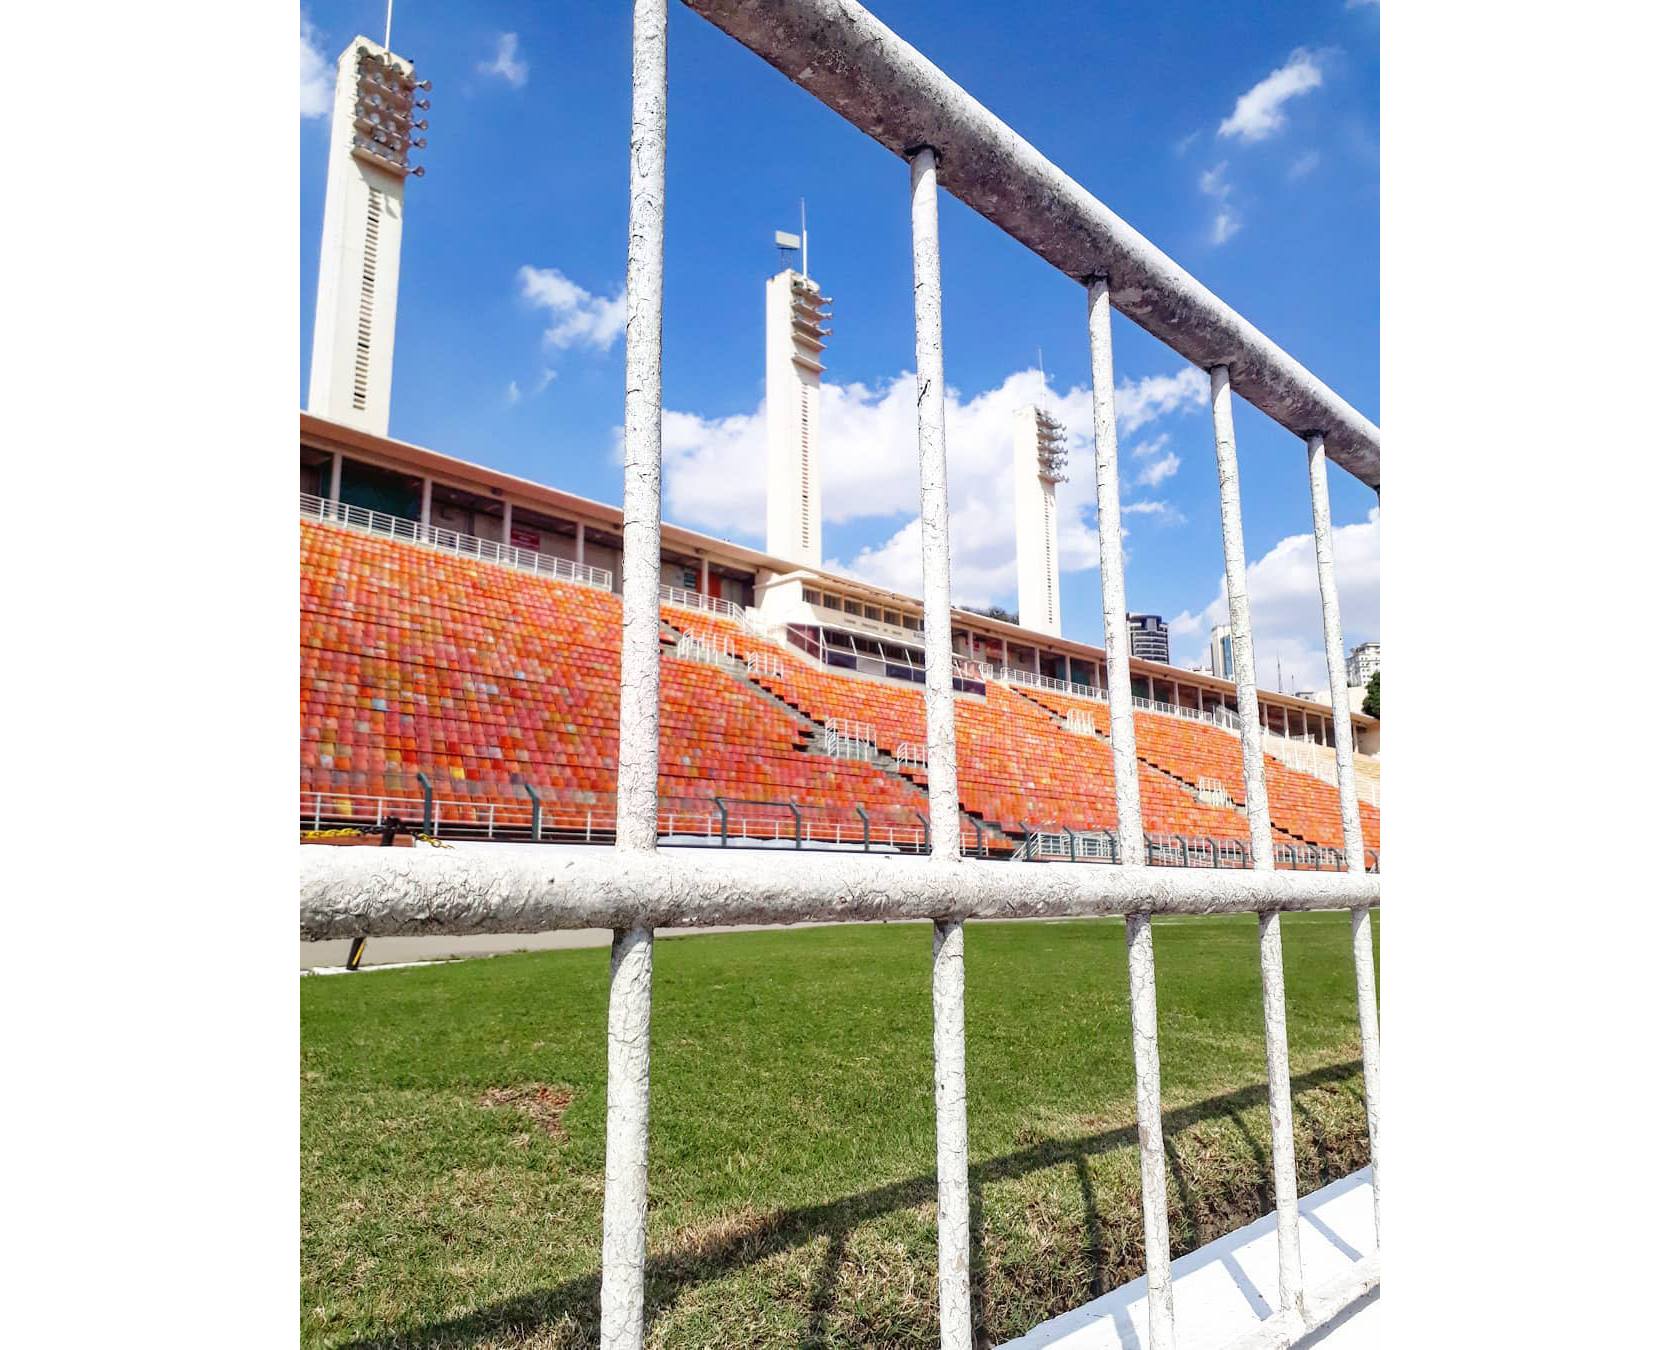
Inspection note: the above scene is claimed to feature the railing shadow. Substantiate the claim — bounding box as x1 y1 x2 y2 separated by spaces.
337 1067 1364 1336
339 1060 1364 1349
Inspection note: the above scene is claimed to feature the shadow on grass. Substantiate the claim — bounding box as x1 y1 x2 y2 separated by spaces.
340 1060 1364 1349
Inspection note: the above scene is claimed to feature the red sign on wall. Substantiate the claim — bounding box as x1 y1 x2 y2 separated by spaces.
510 526 542 551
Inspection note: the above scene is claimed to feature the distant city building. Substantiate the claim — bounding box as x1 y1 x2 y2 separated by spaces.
1347 641 1381 688
1127 613 1170 663
1209 623 1234 681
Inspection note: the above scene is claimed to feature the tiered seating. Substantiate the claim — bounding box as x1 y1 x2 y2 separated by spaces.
301 522 930 832
656 621 1260 843
1016 685 1379 853
302 519 1380 857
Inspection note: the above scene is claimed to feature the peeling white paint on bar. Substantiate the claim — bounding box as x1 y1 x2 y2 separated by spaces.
909 147 963 866
1306 431 1382 1247
298 846 1378 939
1086 278 1147 870
1210 363 1304 1324
1258 910 1304 1321
1125 914 1177 1349
615 0 669 856
1209 365 1274 871
910 146 973 1350
1091 275 1175 1348
601 926 654 1349
680 0 1381 489
603 3 668 1345
1305 436 1365 870
1349 906 1381 1246
931 919 971 1348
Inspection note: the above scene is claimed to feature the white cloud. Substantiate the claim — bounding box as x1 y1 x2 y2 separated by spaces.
1135 451 1181 489
1287 150 1322 181
1219 49 1325 144
301 13 332 119
1165 507 1379 693
1200 162 1240 245
517 266 626 350
506 368 557 404
478 32 529 88
661 365 1207 608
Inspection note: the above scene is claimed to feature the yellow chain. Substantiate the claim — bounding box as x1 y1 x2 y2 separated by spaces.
300 827 451 847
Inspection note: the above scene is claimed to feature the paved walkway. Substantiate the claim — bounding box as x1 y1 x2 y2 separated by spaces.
999 1168 1377 1350
300 920 877 970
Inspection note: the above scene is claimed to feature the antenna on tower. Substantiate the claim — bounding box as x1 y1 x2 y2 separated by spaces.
385 0 394 50
800 197 809 279
1036 346 1048 405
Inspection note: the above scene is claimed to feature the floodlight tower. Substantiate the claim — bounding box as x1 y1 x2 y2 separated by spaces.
765 225 830 566
1014 405 1068 635
307 35 429 437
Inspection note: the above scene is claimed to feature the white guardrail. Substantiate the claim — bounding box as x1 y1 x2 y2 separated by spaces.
301 493 615 592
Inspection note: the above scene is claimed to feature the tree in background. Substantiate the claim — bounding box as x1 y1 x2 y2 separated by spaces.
1362 669 1380 719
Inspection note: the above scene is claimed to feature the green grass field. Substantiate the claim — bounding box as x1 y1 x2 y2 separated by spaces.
302 912 1376 1348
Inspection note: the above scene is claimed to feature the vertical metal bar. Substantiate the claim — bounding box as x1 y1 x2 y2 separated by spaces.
1305 433 1368 875
931 917 970 1349
1311 433 1381 1241
1126 913 1176 1348
1091 282 1175 1337
911 144 970 1350
1210 365 1300 1318
601 925 654 1350
1209 366 1274 869
601 3 666 1347
1349 903 1381 1243
1086 277 1148 869
910 148 962 866
1257 907 1303 1319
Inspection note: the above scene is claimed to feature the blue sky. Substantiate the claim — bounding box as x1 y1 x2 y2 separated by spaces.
301 1 1379 691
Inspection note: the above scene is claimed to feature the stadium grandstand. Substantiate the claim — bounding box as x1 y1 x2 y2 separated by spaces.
300 411 1379 868
299 8 1386 1349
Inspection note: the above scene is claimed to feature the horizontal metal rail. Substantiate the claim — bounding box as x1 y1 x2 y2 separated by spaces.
301 493 614 591
682 0 1380 489
298 846 1379 939
658 583 744 621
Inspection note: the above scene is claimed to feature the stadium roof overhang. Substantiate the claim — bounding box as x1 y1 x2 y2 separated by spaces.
683 0 1381 490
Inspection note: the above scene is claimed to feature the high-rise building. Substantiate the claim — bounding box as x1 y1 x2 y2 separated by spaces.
307 36 428 437
1209 623 1234 680
1128 613 1170 663
1347 641 1381 688
1014 406 1067 635
765 268 831 565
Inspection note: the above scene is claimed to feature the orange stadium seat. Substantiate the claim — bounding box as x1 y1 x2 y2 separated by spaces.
302 518 1379 860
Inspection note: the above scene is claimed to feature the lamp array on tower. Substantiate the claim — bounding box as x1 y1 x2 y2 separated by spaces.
351 47 431 179
1033 407 1069 485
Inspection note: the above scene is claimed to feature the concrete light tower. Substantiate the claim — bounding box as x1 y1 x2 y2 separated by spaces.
764 257 831 566
307 35 428 436
1014 405 1068 635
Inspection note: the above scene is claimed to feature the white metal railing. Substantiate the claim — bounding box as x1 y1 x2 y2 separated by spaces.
300 9 1384 1350
301 493 614 592
746 649 786 680
895 741 928 770
1263 732 1381 807
673 631 736 667
821 717 877 760
1195 776 1232 807
1065 707 1096 737
1133 694 1243 736
659 583 745 622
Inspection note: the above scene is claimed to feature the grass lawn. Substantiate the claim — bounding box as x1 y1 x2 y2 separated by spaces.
302 912 1377 1348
